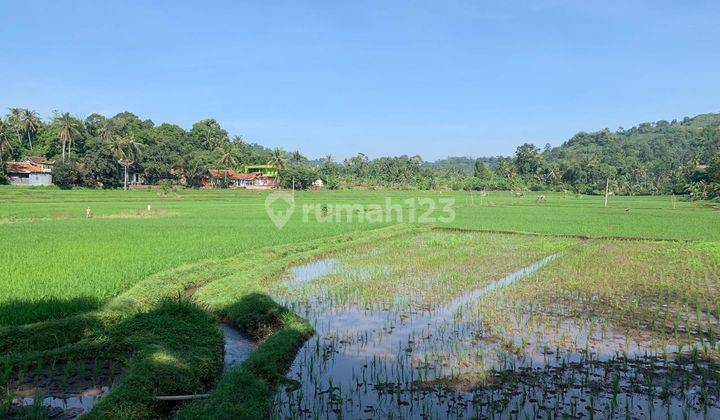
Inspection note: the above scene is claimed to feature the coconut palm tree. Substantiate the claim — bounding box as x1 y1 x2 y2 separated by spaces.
219 144 239 168
0 119 14 166
124 135 147 163
268 148 287 171
106 135 130 190
7 108 24 144
107 134 147 190
122 136 147 191
289 150 304 165
218 144 240 186
97 122 115 142
231 135 245 146
20 109 40 151
54 112 82 162
268 148 287 185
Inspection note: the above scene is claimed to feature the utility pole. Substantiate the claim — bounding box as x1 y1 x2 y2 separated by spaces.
604 178 609 207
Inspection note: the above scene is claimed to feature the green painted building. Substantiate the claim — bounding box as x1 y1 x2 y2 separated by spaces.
244 164 278 177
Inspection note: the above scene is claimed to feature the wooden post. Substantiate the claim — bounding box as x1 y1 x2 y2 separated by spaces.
604 178 609 207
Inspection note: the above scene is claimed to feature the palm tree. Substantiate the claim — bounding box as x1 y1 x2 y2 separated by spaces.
123 136 147 190
289 150 304 165
0 119 14 166
124 135 147 163
218 144 240 185
7 108 24 144
268 148 287 185
97 122 115 141
231 135 245 146
20 109 40 151
107 135 147 190
268 148 287 171
200 125 223 150
106 135 130 190
54 112 82 162
106 135 127 161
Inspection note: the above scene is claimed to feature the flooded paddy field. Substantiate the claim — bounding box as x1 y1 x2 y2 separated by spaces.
2 190 718 418
3 321 256 418
270 231 720 418
2 357 124 418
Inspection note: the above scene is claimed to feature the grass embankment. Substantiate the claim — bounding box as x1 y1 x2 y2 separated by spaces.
177 224 423 418
1 224 416 418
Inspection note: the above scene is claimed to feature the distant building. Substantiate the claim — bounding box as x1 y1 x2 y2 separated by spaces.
205 169 242 188
311 178 325 189
25 156 55 172
4 157 54 186
204 165 278 189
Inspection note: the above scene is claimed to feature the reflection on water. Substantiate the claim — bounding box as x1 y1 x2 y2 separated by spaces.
220 322 257 368
11 323 256 418
13 387 110 419
273 254 720 419
284 258 341 288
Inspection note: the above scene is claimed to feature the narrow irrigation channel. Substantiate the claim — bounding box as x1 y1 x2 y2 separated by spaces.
11 323 256 418
8 359 123 418
219 323 258 369
272 249 720 419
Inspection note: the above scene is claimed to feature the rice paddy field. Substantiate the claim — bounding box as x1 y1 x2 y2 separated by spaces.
1 186 719 418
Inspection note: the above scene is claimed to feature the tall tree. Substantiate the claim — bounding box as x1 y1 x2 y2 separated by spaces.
189 119 229 150
0 119 14 165
289 150 305 165
268 148 287 184
97 121 115 141
514 143 542 176
107 134 146 190
218 143 240 185
495 157 515 180
54 112 82 162
268 148 287 171
20 109 40 151
473 158 489 179
7 108 24 144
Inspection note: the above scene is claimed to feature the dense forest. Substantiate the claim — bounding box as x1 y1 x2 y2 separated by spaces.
1 108 719 198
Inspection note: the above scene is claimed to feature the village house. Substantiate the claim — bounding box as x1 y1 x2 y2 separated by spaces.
311 178 325 190
243 165 278 189
4 157 54 186
203 165 278 189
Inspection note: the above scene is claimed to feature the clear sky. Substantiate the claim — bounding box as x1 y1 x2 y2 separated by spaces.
1 1 719 160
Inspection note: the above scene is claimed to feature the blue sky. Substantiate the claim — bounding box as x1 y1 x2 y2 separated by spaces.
1 1 719 160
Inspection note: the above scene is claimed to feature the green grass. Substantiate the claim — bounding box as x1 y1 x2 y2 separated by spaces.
1 188 717 326
0 187 718 418
0 224 414 418
483 239 720 341
273 230 573 309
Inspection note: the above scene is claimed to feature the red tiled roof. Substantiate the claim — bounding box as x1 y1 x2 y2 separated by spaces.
208 169 227 178
208 170 264 180
5 162 45 174
234 172 258 180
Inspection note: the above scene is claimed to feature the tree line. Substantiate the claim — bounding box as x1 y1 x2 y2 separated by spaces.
0 108 718 198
